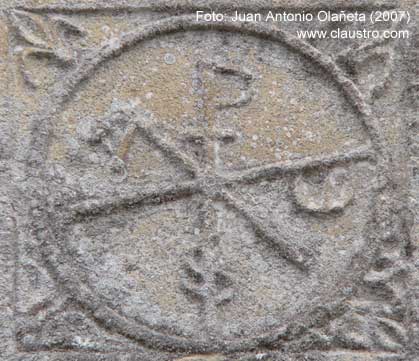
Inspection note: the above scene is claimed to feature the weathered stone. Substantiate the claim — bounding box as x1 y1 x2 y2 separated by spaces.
0 1 418 361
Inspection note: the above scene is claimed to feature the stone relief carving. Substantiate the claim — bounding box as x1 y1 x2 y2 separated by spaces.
9 10 86 88
2 2 415 361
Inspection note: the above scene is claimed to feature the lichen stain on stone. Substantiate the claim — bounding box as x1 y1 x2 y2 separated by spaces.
119 47 198 125
49 140 67 161
228 65 368 165
82 15 129 47
124 141 174 182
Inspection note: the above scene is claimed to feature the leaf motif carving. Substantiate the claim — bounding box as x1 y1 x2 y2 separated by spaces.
9 10 87 88
335 27 399 100
329 308 407 352
10 10 53 49
326 248 409 353
52 16 87 38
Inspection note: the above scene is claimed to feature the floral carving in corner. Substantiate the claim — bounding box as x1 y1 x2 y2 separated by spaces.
9 10 87 88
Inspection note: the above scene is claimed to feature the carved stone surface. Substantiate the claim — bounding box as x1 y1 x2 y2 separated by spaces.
0 1 418 361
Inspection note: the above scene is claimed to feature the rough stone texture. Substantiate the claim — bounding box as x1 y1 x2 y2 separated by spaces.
0 1 418 360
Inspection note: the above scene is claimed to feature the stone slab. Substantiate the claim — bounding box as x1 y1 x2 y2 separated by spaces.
0 1 418 360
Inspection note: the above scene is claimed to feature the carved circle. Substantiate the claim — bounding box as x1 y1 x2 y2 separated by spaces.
28 15 385 353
